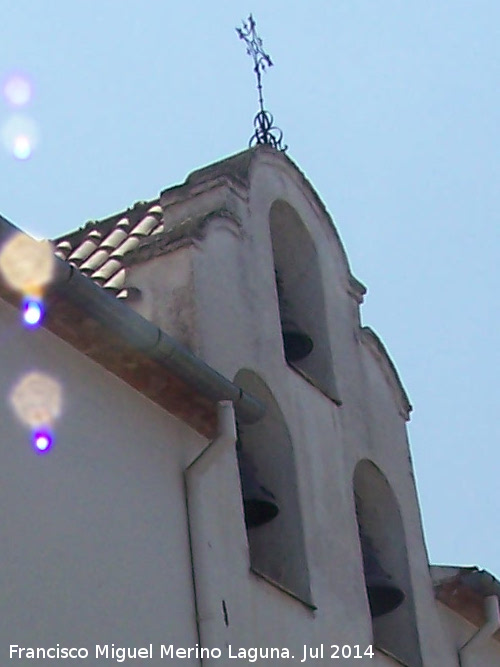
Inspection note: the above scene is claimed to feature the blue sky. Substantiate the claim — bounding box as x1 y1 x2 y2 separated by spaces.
1 1 498 577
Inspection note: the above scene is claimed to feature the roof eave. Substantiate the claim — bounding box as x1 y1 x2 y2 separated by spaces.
0 215 265 438
431 565 500 641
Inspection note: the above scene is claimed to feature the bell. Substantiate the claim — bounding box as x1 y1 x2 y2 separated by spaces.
275 270 313 362
360 530 405 617
236 446 279 529
281 317 314 362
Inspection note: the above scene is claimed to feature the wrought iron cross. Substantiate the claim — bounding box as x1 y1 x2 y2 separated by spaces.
236 14 287 151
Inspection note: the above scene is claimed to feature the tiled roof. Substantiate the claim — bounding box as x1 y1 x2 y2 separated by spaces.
53 199 164 299
52 149 269 299
53 146 364 305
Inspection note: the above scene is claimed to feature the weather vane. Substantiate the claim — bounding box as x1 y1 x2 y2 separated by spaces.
236 14 287 151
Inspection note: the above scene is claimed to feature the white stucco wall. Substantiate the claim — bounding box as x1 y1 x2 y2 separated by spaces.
0 299 205 665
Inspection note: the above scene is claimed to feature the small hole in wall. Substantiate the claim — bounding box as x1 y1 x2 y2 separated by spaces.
222 599 229 627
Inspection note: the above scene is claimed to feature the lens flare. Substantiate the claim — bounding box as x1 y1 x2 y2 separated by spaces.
0 232 54 294
1 114 39 160
12 134 32 160
9 371 63 429
3 73 32 107
33 428 53 453
22 297 44 327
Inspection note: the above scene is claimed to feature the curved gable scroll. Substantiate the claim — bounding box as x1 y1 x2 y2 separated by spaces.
360 327 412 421
181 145 364 299
253 147 364 297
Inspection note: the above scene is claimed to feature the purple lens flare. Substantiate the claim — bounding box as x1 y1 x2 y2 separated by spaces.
32 428 53 453
22 297 44 327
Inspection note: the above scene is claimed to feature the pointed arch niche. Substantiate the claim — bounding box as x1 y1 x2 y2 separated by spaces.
234 369 312 606
353 460 422 666
269 200 340 403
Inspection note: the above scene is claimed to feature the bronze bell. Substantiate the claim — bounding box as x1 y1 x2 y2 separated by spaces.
236 445 279 529
360 529 405 617
281 317 314 362
275 271 313 362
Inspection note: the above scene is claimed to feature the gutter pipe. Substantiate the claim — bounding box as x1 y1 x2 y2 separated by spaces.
184 401 237 665
0 216 265 424
52 260 265 424
459 595 500 666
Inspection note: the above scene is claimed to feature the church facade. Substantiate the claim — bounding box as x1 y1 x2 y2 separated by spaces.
0 145 498 665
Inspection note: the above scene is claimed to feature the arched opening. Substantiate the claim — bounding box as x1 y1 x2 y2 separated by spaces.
269 200 339 403
353 460 422 666
234 369 312 605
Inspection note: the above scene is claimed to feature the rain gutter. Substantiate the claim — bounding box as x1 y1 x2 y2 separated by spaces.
0 216 265 424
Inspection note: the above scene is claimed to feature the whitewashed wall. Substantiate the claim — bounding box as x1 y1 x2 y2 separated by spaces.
0 299 205 664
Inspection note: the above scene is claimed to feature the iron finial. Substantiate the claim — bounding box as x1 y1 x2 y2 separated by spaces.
236 14 287 151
